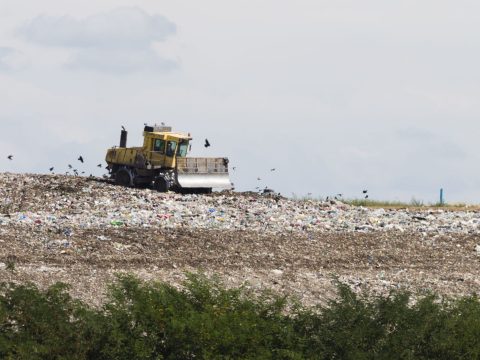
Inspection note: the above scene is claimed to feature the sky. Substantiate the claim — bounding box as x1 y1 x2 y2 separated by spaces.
0 0 479 203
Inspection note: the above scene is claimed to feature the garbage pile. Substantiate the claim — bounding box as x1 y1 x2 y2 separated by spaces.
0 173 479 235
1 172 480 306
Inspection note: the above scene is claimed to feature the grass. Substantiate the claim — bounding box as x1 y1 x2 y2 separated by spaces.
292 194 475 210
341 198 474 210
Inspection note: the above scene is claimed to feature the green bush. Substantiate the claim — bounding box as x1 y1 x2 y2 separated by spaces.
0 275 479 359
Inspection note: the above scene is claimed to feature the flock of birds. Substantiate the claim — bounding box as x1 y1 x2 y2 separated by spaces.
4 125 369 199
6 153 104 178
4 152 370 199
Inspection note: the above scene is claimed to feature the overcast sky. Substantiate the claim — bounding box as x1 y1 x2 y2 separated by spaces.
0 0 479 203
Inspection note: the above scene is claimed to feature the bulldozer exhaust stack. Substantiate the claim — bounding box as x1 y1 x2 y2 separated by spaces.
119 130 128 148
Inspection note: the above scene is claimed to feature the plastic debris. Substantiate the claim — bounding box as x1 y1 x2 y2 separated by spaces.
0 173 480 307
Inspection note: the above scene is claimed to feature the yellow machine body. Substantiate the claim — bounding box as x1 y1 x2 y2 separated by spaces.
105 126 232 192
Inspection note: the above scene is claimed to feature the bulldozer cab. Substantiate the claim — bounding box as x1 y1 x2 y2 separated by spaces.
144 131 190 169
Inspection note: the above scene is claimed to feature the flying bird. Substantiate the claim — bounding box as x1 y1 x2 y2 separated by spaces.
362 190 368 194
365 195 369 199
257 177 261 181
204 139 211 148
7 155 13 160
78 156 84 163
97 164 102 168
68 164 73 169
270 168 276 172
121 126 126 131
49 167 54 172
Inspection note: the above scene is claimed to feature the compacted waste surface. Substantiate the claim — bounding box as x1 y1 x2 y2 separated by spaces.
1 172 480 306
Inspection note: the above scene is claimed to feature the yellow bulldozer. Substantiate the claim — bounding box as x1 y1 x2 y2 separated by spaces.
105 125 232 193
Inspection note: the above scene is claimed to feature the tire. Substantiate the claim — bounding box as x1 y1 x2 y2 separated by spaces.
154 177 169 192
115 168 133 187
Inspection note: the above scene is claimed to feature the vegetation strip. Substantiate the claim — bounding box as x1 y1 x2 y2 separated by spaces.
0 274 479 359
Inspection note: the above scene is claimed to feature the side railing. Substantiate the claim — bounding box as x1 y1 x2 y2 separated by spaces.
176 157 229 174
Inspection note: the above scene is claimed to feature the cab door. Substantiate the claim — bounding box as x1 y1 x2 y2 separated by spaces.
150 138 166 168
163 140 178 168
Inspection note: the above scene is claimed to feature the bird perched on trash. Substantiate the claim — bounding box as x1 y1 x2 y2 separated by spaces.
204 139 211 148
7 155 13 160
97 164 102 168
121 125 126 131
78 156 84 163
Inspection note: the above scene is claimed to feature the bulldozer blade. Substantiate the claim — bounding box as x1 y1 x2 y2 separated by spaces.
177 173 233 189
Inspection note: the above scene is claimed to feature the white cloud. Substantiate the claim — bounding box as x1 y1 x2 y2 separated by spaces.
66 47 177 74
19 7 177 73
0 47 28 71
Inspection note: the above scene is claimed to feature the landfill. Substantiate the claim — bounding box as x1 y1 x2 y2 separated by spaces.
1 172 480 306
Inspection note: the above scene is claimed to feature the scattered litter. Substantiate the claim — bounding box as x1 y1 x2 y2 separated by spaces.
63 228 74 237
0 173 479 236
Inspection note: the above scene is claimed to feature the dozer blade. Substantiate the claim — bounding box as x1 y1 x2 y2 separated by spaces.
177 173 232 189
176 157 233 190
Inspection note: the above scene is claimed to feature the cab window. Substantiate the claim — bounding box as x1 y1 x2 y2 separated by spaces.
178 141 189 157
153 139 165 153
166 141 177 157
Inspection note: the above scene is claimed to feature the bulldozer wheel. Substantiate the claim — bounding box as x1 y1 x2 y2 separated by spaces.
154 177 169 192
116 169 133 187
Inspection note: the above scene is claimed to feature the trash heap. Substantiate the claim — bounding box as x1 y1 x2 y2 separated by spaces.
1 172 479 235
1 172 480 306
